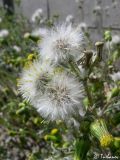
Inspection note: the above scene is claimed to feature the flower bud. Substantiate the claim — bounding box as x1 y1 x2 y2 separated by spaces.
44 135 58 142
95 41 104 61
90 119 113 147
24 32 30 39
51 128 58 135
104 30 112 41
27 53 36 61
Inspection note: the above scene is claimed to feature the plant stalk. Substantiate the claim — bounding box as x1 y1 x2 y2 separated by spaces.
69 59 93 107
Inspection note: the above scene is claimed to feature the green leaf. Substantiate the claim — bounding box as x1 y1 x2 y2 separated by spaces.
113 137 120 149
74 137 90 160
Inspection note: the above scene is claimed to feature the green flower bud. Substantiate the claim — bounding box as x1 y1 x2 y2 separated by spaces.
50 128 59 135
104 30 112 41
90 119 113 147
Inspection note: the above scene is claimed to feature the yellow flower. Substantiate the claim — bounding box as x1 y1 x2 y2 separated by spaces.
100 134 113 147
90 119 113 148
44 135 49 141
27 53 36 61
51 128 58 135
24 61 32 69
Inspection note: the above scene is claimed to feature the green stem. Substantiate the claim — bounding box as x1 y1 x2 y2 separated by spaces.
83 79 93 107
69 59 93 107
68 59 82 80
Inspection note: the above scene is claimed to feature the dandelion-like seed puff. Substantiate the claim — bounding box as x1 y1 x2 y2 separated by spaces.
31 28 48 38
18 61 53 103
35 73 84 120
39 24 85 63
31 8 43 23
0 29 9 38
19 23 86 121
110 72 120 81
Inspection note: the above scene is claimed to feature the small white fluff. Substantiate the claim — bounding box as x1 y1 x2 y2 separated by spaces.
77 22 88 32
13 45 21 52
93 5 101 13
65 14 74 24
75 0 83 3
112 35 120 45
78 65 85 78
18 60 53 103
0 29 9 38
31 28 48 38
31 8 43 23
110 72 120 81
39 24 85 63
35 73 84 120
106 35 120 49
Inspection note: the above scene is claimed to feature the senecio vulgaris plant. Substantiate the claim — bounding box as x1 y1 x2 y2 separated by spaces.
18 24 120 159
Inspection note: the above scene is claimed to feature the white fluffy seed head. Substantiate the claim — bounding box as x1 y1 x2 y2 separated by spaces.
112 35 120 46
34 73 84 120
77 22 88 32
110 72 120 81
31 28 48 38
13 45 21 52
18 60 53 103
93 5 101 13
31 8 43 23
65 14 74 24
106 35 120 50
39 24 86 63
0 29 9 38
